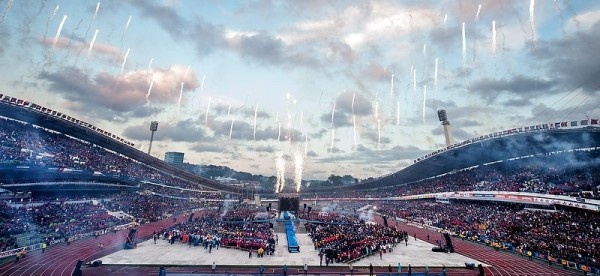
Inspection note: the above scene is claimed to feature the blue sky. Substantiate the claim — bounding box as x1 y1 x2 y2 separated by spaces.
1 0 600 181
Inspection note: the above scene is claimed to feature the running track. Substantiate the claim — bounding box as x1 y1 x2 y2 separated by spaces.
374 216 578 276
0 215 185 276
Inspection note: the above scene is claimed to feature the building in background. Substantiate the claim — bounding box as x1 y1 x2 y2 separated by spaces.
164 152 184 166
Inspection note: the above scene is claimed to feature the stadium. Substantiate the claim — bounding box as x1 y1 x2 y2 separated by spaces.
2 1 600 276
1 93 599 276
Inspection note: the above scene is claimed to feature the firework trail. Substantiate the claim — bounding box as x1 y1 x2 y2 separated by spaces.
396 101 400 126
492 21 497 56
200 75 206 94
434 58 439 88
473 4 482 62
330 129 335 152
275 112 279 124
120 15 132 52
87 29 99 58
120 48 130 74
0 0 15 26
294 152 304 192
352 92 356 148
462 22 467 68
253 104 258 140
377 119 381 150
227 105 231 118
422 85 427 123
443 14 448 26
374 92 379 119
43 5 59 42
330 103 336 127
275 152 285 193
146 75 155 110
52 15 67 49
83 2 100 40
423 43 427 58
390 74 394 97
229 118 235 141
177 65 191 111
205 96 212 125
529 0 536 49
147 58 154 78
299 111 304 134
277 122 281 141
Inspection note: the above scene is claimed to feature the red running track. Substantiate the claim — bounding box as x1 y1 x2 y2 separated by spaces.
0 215 185 276
375 216 578 276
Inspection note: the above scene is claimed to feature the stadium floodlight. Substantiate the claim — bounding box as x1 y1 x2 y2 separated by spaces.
437 109 453 147
148 121 158 155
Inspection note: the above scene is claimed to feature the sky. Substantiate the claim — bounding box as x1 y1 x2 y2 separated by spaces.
1 0 600 181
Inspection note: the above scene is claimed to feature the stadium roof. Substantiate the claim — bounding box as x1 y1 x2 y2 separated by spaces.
307 127 600 192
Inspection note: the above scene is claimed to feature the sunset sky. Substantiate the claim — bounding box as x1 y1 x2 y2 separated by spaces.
1 0 599 180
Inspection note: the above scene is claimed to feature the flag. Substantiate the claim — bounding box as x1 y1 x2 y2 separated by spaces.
555 122 561 128
592 119 599 125
561 122 568 127
581 120 589 126
571 121 578 127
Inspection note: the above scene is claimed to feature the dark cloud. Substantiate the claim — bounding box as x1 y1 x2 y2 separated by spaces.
535 21 600 92
469 75 557 102
455 119 482 128
246 145 275 153
335 91 372 116
319 111 352 128
129 0 189 38
123 119 210 142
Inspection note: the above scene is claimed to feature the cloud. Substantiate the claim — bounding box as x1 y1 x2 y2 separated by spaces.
190 143 229 153
431 126 474 141
39 65 200 119
469 75 558 102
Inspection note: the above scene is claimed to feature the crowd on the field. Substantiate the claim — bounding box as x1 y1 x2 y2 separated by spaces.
376 200 600 268
158 207 277 256
304 212 406 264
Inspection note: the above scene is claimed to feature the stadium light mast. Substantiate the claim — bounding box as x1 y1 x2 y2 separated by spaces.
148 121 158 155
437 110 453 147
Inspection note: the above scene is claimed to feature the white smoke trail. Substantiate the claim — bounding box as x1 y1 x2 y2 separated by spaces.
147 58 154 77
43 5 60 42
377 119 381 150
52 15 67 49
146 74 155 107
492 21 497 56
475 4 482 22
200 75 206 94
229 118 235 141
352 92 356 148
294 152 304 192
227 105 231 118
443 14 448 26
0 0 15 26
390 74 394 97
205 96 212 125
330 128 335 152
529 0 536 48
396 101 400 125
473 4 482 62
177 65 191 112
423 43 427 58
422 85 427 123
330 103 336 127
120 48 130 74
462 22 466 68
434 58 439 88
87 29 99 58
253 104 258 140
412 68 416 93
277 122 281 141
92 2 100 21
299 112 304 134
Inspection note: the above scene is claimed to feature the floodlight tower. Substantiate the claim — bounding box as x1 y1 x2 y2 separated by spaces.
437 110 453 147
148 121 158 155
